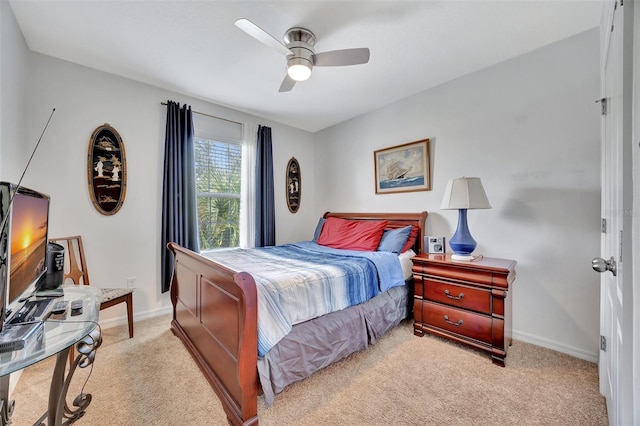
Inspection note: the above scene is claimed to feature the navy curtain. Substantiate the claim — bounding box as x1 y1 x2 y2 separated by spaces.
161 101 199 293
255 125 275 247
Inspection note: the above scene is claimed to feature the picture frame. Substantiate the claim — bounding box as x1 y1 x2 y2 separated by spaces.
286 157 301 213
374 138 430 194
87 123 127 215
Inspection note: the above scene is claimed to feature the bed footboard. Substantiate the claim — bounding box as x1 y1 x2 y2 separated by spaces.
168 242 258 426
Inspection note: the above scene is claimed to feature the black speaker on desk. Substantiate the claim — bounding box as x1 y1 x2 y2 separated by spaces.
41 242 64 291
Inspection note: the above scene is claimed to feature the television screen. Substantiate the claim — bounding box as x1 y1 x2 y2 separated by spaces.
8 190 49 304
0 182 50 327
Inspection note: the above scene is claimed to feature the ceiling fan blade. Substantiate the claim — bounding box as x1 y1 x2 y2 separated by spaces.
279 74 296 92
313 48 370 67
234 18 292 56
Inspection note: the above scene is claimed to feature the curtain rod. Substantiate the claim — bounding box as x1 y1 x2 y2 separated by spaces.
160 102 243 126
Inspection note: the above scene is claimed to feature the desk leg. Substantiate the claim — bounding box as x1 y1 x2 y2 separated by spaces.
43 327 102 426
0 374 14 426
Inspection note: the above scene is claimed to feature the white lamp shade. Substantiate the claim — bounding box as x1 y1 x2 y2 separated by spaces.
440 177 491 210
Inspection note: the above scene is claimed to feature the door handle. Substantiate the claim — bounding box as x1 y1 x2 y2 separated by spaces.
592 256 617 276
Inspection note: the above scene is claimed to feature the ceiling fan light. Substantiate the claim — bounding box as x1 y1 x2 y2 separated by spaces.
287 63 312 81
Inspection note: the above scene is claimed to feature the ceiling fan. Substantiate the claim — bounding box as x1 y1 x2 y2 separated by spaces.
235 18 370 92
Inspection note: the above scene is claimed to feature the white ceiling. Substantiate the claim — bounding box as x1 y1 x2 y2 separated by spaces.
9 1 603 133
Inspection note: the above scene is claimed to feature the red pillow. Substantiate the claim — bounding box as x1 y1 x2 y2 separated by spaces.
401 226 419 253
317 217 388 251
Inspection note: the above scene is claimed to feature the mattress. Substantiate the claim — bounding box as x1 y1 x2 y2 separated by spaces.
202 242 406 356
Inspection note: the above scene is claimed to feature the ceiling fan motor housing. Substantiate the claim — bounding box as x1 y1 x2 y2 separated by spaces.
284 27 315 75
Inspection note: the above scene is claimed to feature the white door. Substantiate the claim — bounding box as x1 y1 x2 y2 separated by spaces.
594 1 633 425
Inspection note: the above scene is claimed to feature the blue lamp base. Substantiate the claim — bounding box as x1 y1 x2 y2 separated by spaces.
449 209 477 261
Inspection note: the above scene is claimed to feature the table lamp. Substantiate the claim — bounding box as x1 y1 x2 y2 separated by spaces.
440 177 491 261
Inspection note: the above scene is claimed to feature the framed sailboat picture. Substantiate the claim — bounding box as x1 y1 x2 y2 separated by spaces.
374 139 430 194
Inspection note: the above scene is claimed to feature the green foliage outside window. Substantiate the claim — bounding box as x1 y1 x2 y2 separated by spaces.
194 138 242 250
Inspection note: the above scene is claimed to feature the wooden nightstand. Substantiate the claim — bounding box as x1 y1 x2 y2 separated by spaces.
412 253 516 366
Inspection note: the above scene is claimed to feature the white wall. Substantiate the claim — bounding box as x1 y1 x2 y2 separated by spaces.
314 29 601 361
0 21 316 327
0 1 29 177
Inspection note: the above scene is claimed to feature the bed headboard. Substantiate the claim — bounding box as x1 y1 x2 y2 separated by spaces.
322 211 428 254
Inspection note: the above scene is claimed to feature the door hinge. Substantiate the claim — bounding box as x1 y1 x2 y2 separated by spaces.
596 98 607 115
601 218 607 233
600 335 607 352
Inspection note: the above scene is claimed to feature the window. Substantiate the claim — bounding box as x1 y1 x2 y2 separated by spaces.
194 137 242 250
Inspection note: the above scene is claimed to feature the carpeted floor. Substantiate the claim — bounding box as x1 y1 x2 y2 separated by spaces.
10 314 607 425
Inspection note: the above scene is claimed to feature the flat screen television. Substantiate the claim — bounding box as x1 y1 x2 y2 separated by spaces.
0 182 50 332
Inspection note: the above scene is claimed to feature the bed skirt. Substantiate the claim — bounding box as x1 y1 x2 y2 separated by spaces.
257 283 410 406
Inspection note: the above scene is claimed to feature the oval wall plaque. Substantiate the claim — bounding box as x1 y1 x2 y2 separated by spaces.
286 157 301 213
87 123 127 215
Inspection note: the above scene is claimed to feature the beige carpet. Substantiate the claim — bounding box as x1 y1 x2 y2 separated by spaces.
10 315 607 425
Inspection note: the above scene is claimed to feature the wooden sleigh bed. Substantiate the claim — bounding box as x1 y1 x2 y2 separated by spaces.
168 211 427 425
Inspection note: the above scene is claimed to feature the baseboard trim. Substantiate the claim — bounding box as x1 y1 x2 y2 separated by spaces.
98 305 172 330
513 330 598 363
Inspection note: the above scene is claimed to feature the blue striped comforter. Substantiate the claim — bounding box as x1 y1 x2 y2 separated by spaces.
202 241 405 356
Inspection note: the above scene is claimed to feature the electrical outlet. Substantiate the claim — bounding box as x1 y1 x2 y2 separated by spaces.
127 277 136 288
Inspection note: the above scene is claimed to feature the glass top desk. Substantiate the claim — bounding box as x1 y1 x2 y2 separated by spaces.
0 285 102 426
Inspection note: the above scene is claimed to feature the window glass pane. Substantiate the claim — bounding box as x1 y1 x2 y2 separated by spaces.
197 196 240 249
194 137 242 250
195 139 242 195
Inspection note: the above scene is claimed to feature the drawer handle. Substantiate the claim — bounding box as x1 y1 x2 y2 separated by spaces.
443 315 464 326
444 289 464 300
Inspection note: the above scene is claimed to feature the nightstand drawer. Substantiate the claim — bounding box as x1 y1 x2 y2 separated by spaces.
421 301 492 344
423 278 491 314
